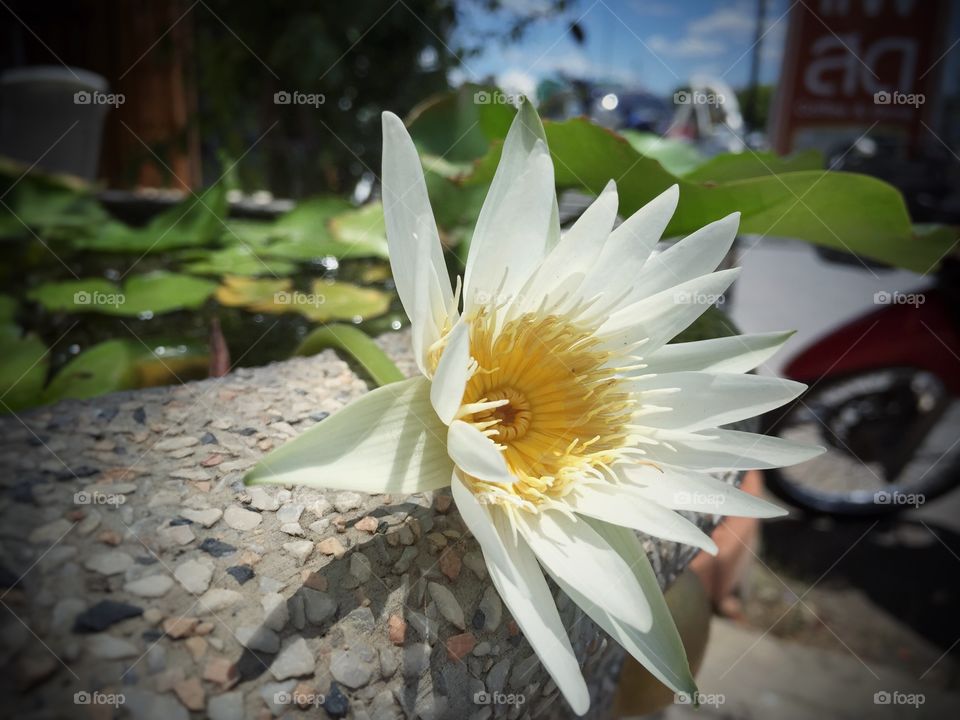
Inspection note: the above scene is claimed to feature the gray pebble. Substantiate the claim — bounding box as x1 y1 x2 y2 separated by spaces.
261 592 289 632
270 636 315 680
333 491 363 513
427 582 465 630
236 625 280 653
84 550 134 576
330 643 378 688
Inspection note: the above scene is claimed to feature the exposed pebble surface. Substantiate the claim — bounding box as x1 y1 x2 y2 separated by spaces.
0 332 727 719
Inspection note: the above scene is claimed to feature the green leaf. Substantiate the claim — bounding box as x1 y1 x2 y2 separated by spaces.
28 271 218 316
682 149 823 183
181 245 298 276
225 196 390 261
213 276 390 322
75 183 229 253
215 275 292 308
0 294 17 324
43 340 140 404
621 131 706 176
672 306 739 344
28 278 119 313
0 179 109 239
0 332 49 413
467 117 955 273
294 280 391 323
406 84 516 173
295 324 405 386
274 196 354 232
327 203 389 258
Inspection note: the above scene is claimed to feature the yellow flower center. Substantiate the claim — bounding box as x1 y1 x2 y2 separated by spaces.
456 309 634 508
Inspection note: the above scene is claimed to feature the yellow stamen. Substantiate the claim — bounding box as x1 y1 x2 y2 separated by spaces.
452 308 634 507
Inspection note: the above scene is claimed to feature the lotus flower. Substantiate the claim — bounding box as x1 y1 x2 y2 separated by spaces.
246 101 821 714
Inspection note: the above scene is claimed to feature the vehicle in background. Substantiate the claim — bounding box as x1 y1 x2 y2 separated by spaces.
536 77 672 134
666 75 748 155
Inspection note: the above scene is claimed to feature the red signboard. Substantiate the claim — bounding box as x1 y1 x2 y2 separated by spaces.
770 0 949 155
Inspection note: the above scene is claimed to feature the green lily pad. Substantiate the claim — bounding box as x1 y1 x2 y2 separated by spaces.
214 275 389 322
327 203 389 258
28 272 218 316
0 332 49 413
74 183 228 253
216 196 390 261
43 339 140 404
215 276 292 309
0 175 109 240
41 339 210 405
181 245 298 276
220 218 286 248
295 279 391 323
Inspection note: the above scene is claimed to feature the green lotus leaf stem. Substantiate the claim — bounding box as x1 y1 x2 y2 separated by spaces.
294 324 404 387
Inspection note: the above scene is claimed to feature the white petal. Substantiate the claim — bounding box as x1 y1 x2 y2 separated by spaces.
573 185 678 308
638 331 793 375
479 507 590 715
464 102 556 313
246 377 452 493
518 510 655 629
566 483 717 554
597 268 740 354
430 321 471 424
451 473 522 585
447 420 515 484
571 518 698 695
382 112 453 372
616 464 788 518
633 371 806 431
516 180 618 313
622 212 739 305
638 427 825 472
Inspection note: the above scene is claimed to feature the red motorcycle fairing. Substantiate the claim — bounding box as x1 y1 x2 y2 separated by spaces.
783 289 960 395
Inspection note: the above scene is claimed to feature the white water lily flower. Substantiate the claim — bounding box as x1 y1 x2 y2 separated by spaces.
246 101 822 715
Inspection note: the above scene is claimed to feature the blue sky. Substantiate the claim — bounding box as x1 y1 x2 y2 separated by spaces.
451 0 793 95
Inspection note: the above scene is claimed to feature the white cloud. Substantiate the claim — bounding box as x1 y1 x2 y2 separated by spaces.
539 52 642 84
647 33 726 58
688 2 756 38
644 0 757 60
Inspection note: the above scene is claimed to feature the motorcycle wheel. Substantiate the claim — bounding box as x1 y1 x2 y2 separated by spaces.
762 367 960 517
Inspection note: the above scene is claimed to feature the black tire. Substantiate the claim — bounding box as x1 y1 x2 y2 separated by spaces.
761 368 960 517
